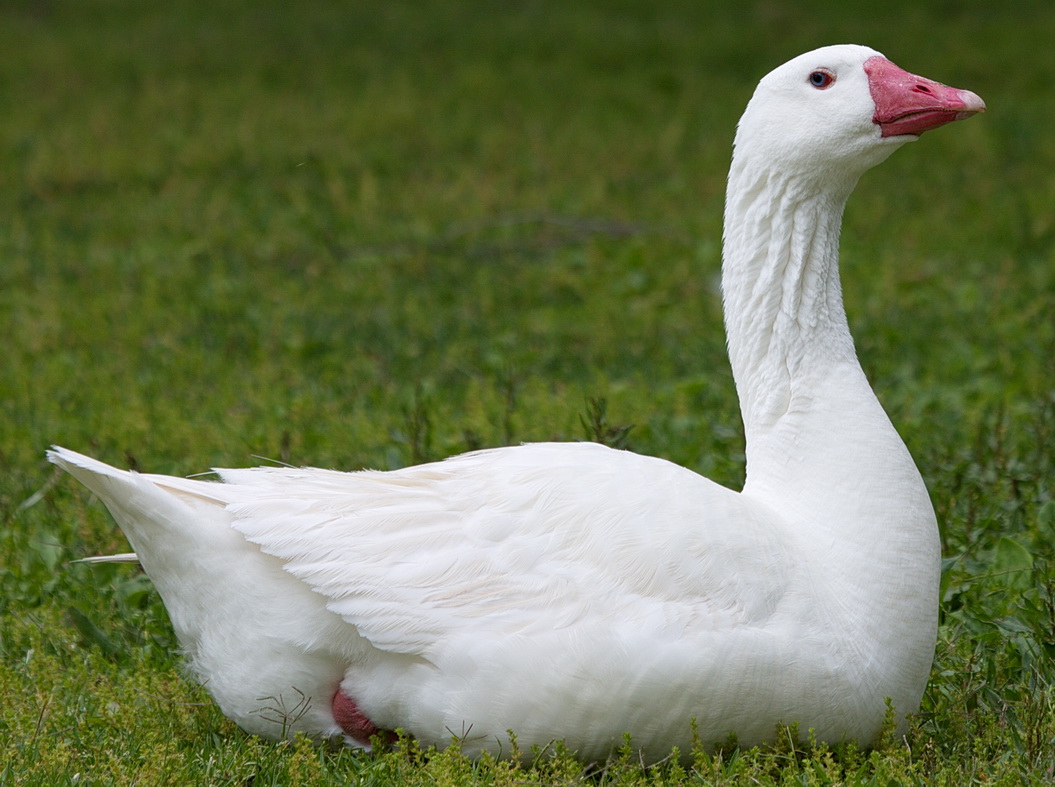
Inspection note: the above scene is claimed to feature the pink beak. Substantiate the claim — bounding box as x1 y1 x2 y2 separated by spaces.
864 56 985 138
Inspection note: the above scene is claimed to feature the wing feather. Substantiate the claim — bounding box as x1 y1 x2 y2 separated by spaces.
220 442 793 658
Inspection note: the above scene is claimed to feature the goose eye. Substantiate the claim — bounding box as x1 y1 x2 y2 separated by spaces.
808 70 835 89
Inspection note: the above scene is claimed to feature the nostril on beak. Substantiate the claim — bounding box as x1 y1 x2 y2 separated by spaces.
914 83 933 94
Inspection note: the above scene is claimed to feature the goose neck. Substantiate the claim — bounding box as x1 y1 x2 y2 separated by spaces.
721 164 860 433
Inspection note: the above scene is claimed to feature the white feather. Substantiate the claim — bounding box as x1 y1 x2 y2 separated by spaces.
74 553 140 564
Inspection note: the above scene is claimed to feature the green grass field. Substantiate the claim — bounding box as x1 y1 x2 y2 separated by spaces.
2 0 1054 783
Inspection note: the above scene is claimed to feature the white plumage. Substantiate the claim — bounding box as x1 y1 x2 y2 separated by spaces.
50 44 984 762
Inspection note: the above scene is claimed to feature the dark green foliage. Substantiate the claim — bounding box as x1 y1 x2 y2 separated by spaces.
3 0 1054 783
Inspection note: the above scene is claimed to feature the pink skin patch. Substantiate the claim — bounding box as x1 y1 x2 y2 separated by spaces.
864 56 985 137
332 687 397 746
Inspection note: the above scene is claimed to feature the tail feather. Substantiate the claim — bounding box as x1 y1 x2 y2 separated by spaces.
48 445 235 568
75 553 141 564
48 446 138 503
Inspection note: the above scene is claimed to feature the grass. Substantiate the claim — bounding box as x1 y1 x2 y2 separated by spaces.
2 0 1054 783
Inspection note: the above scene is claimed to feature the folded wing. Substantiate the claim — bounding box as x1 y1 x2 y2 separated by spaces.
218 442 794 659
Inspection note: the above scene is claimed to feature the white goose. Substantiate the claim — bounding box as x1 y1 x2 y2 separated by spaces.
51 45 984 762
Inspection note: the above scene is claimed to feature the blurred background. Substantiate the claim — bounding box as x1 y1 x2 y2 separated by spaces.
3 0 1051 473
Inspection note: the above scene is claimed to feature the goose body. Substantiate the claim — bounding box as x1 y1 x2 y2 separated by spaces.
50 45 984 761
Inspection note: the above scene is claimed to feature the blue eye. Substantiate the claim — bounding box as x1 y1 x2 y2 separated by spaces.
809 70 835 89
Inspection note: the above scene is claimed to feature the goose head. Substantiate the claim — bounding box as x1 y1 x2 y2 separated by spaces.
732 44 986 190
